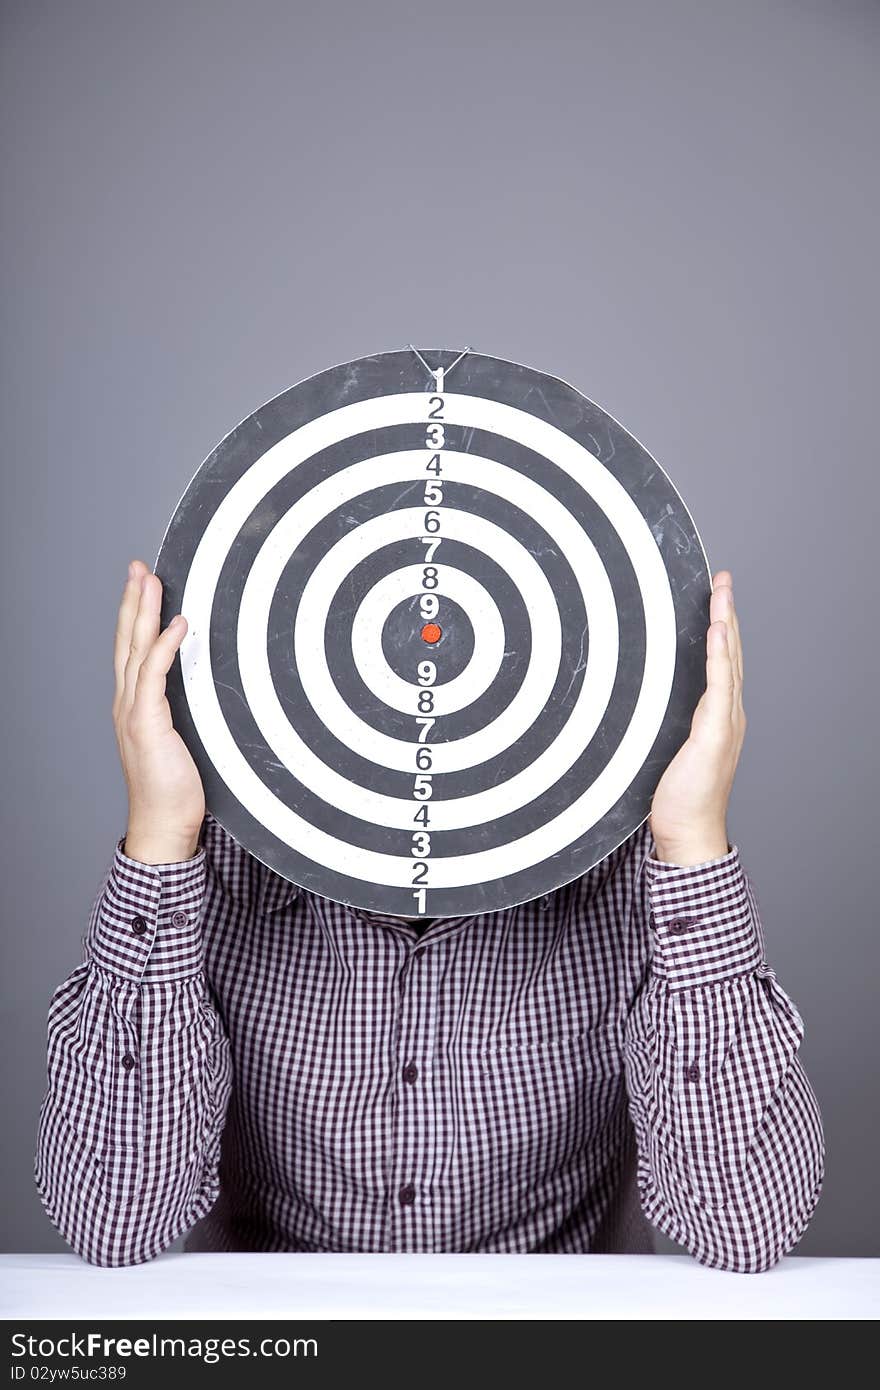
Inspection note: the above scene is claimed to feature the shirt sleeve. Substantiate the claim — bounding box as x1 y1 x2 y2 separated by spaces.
34 830 234 1267
622 827 826 1272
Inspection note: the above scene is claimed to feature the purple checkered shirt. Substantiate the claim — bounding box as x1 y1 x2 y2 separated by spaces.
35 811 824 1270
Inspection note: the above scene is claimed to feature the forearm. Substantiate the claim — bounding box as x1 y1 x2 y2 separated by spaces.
625 840 825 1272
627 968 824 1271
35 833 233 1267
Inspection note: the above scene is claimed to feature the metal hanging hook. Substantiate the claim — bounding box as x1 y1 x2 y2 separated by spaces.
407 344 472 390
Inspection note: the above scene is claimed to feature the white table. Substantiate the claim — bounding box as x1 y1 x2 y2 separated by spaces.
2 1253 877 1320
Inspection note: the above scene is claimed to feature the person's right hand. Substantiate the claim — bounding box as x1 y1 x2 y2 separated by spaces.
113 559 205 864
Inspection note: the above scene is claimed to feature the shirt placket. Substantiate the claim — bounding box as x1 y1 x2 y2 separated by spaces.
387 937 441 1252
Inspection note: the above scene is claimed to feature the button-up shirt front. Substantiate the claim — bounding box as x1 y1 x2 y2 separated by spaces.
35 811 825 1270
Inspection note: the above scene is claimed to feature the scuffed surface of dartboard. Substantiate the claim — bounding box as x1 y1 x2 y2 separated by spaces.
156 348 711 916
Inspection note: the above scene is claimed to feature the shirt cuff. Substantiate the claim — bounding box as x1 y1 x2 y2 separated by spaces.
87 833 208 983
644 843 764 990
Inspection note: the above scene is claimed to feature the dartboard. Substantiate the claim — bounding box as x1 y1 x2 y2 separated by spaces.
156 347 711 918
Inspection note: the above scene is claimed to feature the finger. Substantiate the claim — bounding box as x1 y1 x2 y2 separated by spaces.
711 574 742 705
727 591 743 699
132 613 188 718
113 561 148 710
122 571 163 712
698 619 735 730
721 582 743 702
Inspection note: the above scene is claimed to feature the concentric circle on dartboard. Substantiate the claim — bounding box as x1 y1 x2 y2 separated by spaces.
155 347 712 917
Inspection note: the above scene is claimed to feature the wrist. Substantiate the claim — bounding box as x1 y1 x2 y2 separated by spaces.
650 825 730 866
123 826 201 865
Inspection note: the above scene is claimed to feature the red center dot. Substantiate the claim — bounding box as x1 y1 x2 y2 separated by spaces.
421 623 442 644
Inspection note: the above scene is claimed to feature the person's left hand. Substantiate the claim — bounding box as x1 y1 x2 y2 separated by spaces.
648 569 746 865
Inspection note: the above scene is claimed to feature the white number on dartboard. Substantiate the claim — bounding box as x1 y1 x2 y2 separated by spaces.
412 392 446 913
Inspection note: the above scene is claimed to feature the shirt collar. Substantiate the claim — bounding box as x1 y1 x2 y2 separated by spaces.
256 876 555 928
304 893 554 938
253 870 465 933
301 888 485 940
255 871 300 919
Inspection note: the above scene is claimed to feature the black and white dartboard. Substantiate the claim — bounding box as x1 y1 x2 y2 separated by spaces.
156 347 711 918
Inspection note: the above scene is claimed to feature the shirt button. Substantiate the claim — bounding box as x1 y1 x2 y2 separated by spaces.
686 1061 701 1082
398 1183 416 1206
402 1062 418 1085
121 1053 136 1071
171 910 190 928
130 915 147 936
669 918 689 935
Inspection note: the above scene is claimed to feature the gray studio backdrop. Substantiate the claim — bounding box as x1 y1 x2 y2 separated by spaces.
2 0 877 1259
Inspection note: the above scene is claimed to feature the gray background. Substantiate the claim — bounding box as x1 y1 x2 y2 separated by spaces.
2 0 877 1259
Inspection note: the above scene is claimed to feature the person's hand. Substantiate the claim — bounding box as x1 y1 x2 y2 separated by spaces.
113 559 205 864
648 569 745 866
